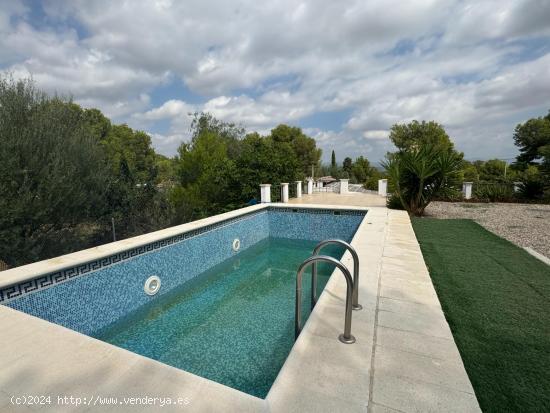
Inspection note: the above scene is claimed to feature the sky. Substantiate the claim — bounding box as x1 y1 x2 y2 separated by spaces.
1 0 550 164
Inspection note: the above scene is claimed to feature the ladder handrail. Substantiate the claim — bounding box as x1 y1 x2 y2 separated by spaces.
311 239 362 311
295 255 355 344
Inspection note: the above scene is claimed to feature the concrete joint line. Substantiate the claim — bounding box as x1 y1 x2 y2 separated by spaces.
367 209 389 413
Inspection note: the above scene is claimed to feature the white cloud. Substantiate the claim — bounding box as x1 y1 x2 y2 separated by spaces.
1 20 167 119
442 0 550 45
363 130 389 140
203 92 315 128
149 132 186 157
1 0 549 162
139 99 194 121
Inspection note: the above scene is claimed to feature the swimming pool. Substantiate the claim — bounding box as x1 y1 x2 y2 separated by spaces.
1 206 366 398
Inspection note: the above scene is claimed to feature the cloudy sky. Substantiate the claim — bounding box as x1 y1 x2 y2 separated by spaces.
1 0 550 163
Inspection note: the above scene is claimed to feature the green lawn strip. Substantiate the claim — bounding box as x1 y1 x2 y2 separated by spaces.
411 218 550 413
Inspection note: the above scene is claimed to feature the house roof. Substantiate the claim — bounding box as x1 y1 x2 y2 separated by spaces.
317 176 337 183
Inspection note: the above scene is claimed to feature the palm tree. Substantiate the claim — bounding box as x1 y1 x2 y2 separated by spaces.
383 145 463 216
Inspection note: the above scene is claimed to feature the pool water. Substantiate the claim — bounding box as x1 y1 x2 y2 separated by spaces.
94 237 344 398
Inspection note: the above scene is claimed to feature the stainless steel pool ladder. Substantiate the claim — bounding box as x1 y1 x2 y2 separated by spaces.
295 255 356 344
311 239 362 311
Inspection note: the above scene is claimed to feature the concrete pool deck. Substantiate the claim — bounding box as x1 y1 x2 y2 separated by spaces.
0 200 480 412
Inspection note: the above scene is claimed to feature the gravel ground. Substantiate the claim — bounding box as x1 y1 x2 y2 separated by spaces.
424 202 550 259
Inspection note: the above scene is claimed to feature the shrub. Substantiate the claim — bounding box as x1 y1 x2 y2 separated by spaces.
517 165 545 200
518 180 545 200
364 175 380 190
473 182 515 202
386 194 405 210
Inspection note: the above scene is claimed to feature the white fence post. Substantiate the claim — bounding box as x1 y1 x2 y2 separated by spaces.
260 184 271 203
462 182 473 200
281 183 289 203
339 179 349 194
295 181 302 198
378 179 388 196
307 178 313 194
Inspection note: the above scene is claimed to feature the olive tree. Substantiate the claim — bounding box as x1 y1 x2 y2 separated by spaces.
0 77 113 266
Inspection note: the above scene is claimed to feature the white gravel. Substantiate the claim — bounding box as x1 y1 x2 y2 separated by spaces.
424 201 550 259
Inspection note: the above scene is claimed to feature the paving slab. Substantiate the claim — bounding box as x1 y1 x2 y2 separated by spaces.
379 284 441 307
374 345 474 393
378 305 452 340
372 373 480 413
369 402 403 413
378 297 442 317
376 326 462 362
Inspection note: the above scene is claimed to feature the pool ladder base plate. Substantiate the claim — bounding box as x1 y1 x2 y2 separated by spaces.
339 334 356 344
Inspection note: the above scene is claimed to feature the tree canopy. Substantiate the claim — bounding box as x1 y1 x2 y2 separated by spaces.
343 157 353 175
512 110 550 199
0 77 112 265
171 117 315 221
270 124 321 177
0 77 171 267
389 120 455 153
0 77 324 268
351 156 373 183
514 110 550 170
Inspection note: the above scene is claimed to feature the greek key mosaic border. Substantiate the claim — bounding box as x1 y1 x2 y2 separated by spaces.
0 209 265 303
0 206 366 303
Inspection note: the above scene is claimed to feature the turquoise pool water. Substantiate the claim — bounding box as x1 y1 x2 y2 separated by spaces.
95 237 344 398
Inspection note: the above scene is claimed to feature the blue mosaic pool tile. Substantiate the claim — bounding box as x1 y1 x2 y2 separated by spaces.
4 207 366 336
0 208 269 303
269 208 364 242
6 211 270 335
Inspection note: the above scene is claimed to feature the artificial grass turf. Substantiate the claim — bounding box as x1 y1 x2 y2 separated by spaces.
411 218 550 413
